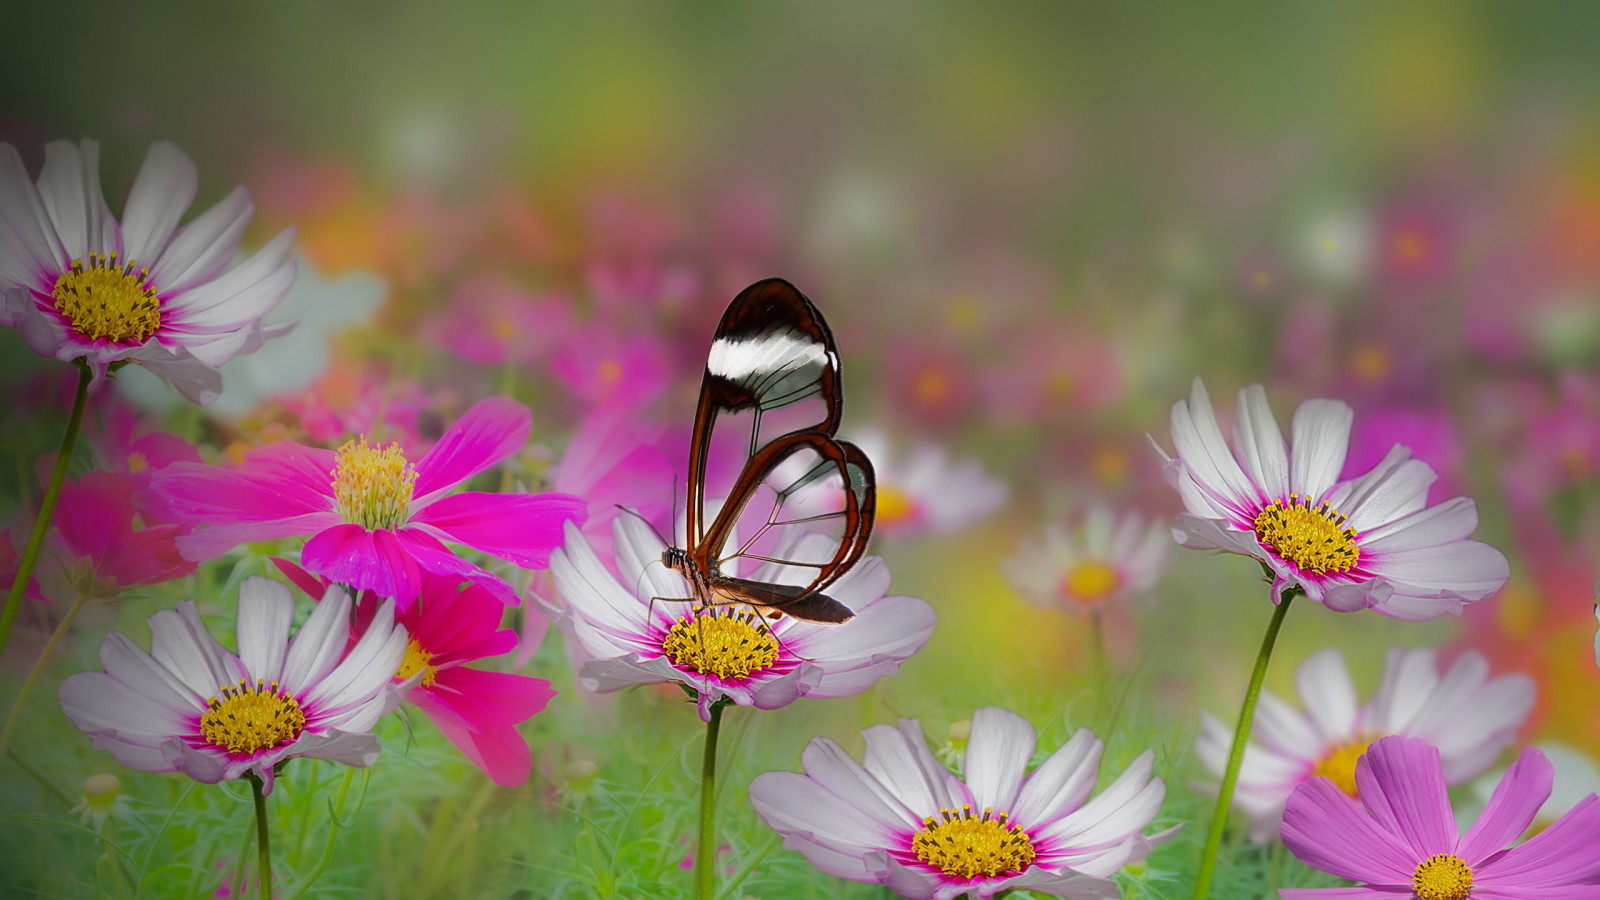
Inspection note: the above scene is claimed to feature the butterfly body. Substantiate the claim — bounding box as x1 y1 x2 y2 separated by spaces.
664 278 875 624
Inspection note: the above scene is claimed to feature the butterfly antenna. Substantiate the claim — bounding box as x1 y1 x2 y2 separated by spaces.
614 504 673 548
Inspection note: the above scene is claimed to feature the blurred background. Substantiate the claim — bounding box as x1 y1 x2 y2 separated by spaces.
4 2 1600 896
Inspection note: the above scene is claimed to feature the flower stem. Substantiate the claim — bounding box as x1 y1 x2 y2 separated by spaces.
1191 591 1296 899
695 698 728 900
249 771 273 900
0 587 91 760
0 361 91 659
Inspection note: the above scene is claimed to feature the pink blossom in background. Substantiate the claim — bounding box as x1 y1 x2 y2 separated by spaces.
276 562 556 786
271 357 433 447
81 395 202 525
979 322 1125 427
0 140 296 404
1373 196 1457 287
35 469 194 603
549 324 671 409
883 338 982 432
1496 370 1600 510
426 271 574 366
153 395 587 609
1339 404 1464 505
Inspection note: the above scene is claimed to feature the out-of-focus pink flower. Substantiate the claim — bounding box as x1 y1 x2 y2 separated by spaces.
1340 404 1464 505
1498 371 1600 510
979 324 1125 427
36 469 194 603
0 140 296 404
846 429 1007 538
271 358 433 447
883 338 982 432
1003 505 1168 614
426 271 574 366
1374 197 1457 286
550 325 671 409
153 396 587 609
82 394 202 525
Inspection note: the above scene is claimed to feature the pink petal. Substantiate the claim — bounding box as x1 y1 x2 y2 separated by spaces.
1477 794 1600 886
1280 776 1416 883
411 491 587 569
1352 736 1458 857
410 667 555 785
412 396 532 501
1457 745 1552 863
302 525 422 606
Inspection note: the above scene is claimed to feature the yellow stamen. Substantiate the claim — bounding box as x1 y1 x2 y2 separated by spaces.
912 367 951 405
50 252 161 343
1311 735 1375 797
1061 560 1121 604
396 638 437 687
1252 494 1360 575
200 679 306 755
1412 853 1473 900
912 805 1037 880
661 608 778 680
875 486 917 526
596 357 623 385
332 437 417 531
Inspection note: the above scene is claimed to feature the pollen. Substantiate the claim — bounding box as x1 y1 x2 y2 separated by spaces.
661 607 779 680
50 252 162 344
332 437 417 531
1252 494 1360 575
1412 853 1473 900
1062 560 1121 604
200 679 306 756
396 638 438 686
912 805 1037 880
1311 735 1375 797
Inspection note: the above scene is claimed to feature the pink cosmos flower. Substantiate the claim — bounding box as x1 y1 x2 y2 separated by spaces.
425 271 573 367
549 324 671 410
35 469 194 603
1197 647 1533 843
548 516 935 722
1003 505 1169 614
276 561 555 786
748 707 1170 900
1152 379 1509 619
0 140 296 404
271 358 433 447
153 395 587 609
1280 736 1600 897
59 577 407 793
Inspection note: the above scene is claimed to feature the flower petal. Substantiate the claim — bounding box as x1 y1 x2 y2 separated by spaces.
412 396 532 501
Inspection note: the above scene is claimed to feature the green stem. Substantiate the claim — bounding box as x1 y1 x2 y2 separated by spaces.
250 771 273 900
1191 591 1295 900
0 361 91 658
695 699 728 900
0 587 91 760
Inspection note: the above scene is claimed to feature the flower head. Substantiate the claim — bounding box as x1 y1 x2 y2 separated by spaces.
152 395 587 608
548 515 934 722
847 429 1008 538
59 577 407 793
1198 647 1533 842
1153 379 1509 619
1003 505 1168 614
1280 736 1600 897
0 140 296 404
749 707 1170 899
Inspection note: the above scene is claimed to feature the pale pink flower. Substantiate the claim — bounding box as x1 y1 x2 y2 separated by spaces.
1003 505 1168 614
1152 379 1509 619
0 140 295 404
848 429 1007 538
749 707 1169 899
59 577 407 793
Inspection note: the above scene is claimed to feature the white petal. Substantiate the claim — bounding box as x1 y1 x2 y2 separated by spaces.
281 584 353 691
121 143 197 266
963 707 1034 812
151 187 252 291
1294 649 1359 743
235 576 293 683
37 140 109 256
1232 384 1289 498
1288 398 1352 496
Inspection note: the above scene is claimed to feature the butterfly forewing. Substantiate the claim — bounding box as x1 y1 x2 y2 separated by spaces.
676 278 876 624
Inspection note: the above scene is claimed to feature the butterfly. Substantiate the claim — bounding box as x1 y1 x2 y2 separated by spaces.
661 277 876 624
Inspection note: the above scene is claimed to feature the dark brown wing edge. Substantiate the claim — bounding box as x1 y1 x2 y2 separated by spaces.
706 574 855 624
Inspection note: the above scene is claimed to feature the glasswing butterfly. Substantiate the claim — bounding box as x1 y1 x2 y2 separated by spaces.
660 277 876 624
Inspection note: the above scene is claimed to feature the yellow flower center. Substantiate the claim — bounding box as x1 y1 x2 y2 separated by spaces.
1061 560 1121 604
596 356 623 386
912 366 951 405
1252 494 1360 575
660 608 779 680
1412 853 1473 900
875 485 917 526
1310 736 1375 797
332 437 417 531
50 252 162 343
912 805 1037 880
396 638 438 686
200 679 306 755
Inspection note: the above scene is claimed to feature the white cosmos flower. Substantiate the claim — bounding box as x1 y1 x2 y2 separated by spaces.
1151 378 1509 620
0 139 295 404
59 577 407 793
1003 505 1169 613
548 516 935 722
848 428 1008 538
1196 647 1533 842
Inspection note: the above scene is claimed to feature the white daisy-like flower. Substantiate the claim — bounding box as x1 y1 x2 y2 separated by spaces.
848 429 1008 538
1196 647 1533 842
1003 505 1169 613
749 706 1170 899
59 577 407 793
1152 378 1509 619
0 139 296 404
548 516 935 722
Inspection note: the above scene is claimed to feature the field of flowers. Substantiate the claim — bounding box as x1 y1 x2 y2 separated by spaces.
2 5 1599 898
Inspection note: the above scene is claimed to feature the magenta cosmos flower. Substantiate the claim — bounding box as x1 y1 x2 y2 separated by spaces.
276 561 555 786
59 577 407 793
153 395 587 609
1153 379 1509 619
548 516 935 722
1280 735 1600 898
1198 647 1533 842
748 707 1170 900
0 140 296 404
